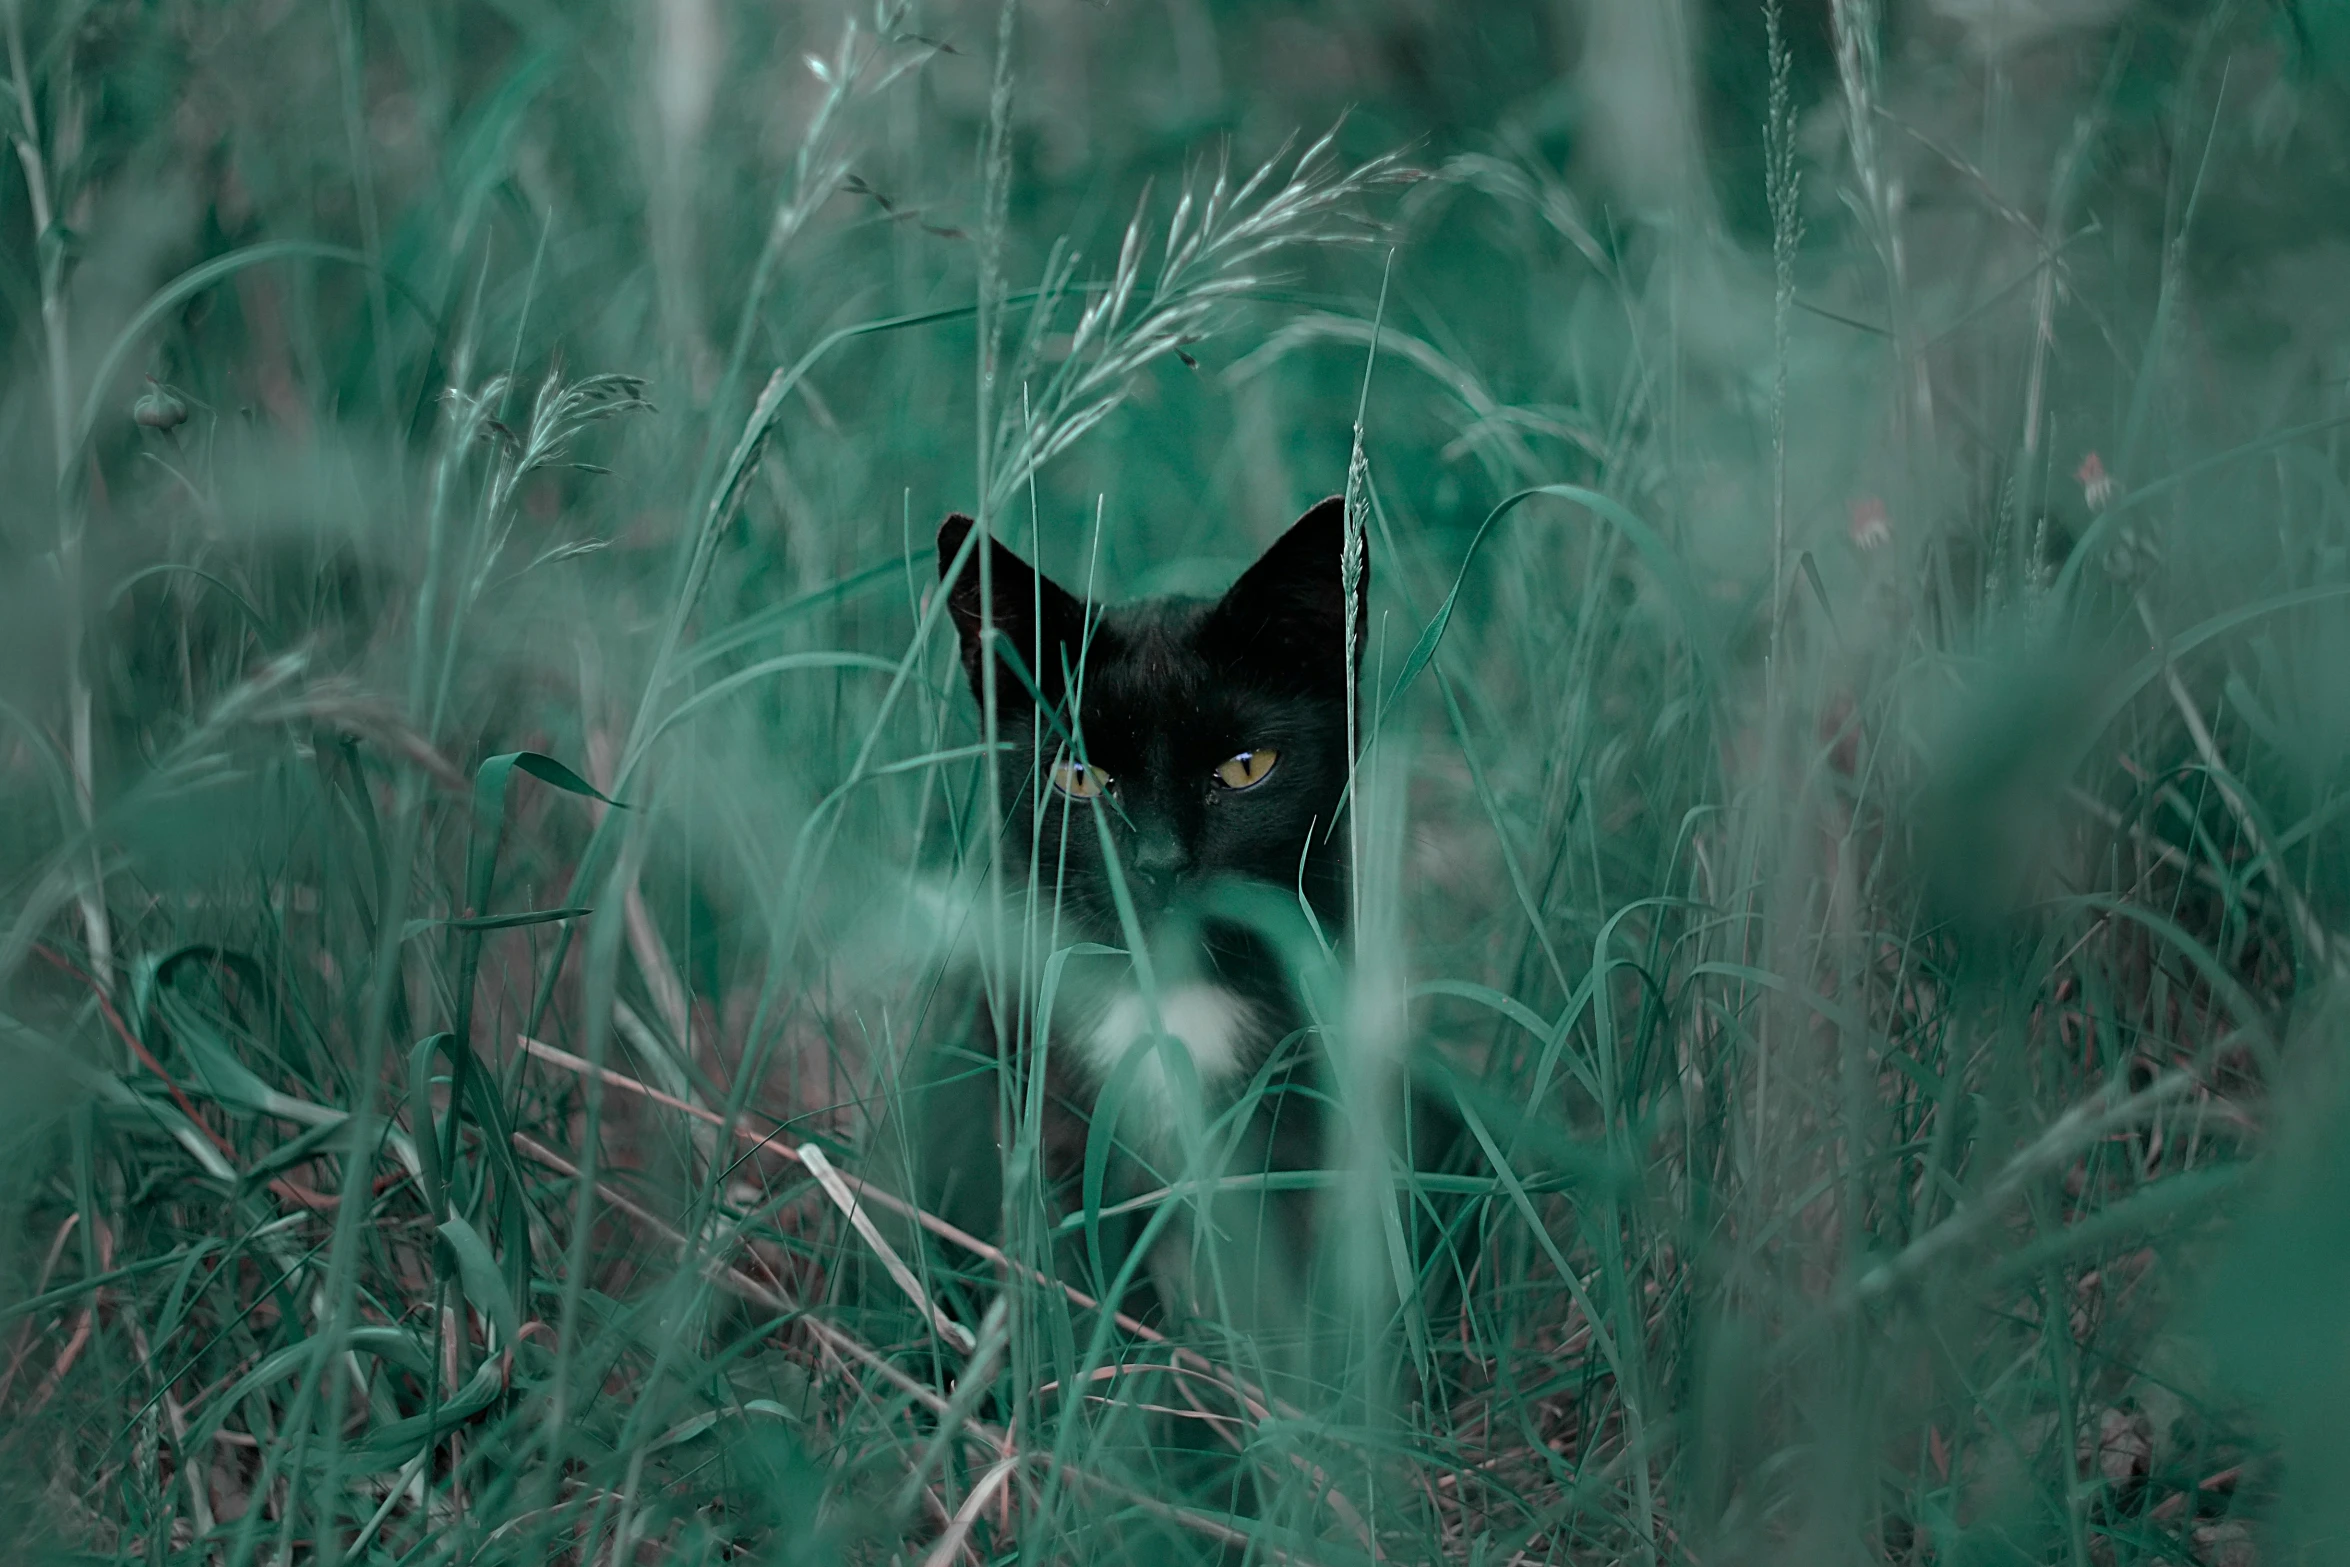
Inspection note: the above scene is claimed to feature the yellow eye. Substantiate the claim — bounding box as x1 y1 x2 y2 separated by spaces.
1050 757 1111 799
1213 749 1278 790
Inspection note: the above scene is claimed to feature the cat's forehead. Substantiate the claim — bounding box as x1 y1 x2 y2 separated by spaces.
1080 599 1217 710
1070 598 1273 744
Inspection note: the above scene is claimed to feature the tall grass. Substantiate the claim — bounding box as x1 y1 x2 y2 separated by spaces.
3 0 2347 1561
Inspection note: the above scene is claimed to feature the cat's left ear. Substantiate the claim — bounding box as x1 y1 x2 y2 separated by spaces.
1205 495 1367 691
937 513 1090 710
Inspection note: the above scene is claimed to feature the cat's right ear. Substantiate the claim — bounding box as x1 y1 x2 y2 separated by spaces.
937 514 1088 710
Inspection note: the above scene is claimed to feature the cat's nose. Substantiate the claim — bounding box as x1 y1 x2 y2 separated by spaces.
1130 825 1190 888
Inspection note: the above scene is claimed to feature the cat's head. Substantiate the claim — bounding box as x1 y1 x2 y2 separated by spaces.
938 498 1365 942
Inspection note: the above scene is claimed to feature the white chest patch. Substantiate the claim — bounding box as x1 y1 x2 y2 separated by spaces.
1078 983 1254 1129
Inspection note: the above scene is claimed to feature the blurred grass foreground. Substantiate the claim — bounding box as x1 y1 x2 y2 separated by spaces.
6 0 2350 1561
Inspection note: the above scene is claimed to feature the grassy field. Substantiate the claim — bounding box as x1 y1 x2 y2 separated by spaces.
4 0 2349 1561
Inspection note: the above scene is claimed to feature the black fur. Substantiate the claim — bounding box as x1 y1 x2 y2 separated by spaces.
936 495 1363 950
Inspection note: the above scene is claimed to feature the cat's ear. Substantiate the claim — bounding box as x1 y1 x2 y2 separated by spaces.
937 514 1088 709
1206 496 1366 690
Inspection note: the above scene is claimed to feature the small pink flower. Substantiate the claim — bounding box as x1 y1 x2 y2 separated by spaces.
2076 451 2115 510
1848 496 1891 551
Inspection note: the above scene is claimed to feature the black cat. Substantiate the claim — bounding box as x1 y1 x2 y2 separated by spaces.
885 497 1367 1365
940 494 1359 1111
